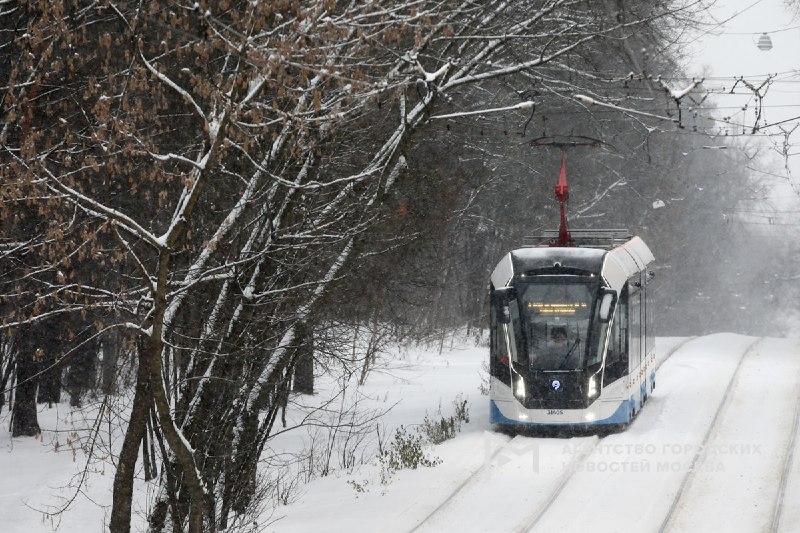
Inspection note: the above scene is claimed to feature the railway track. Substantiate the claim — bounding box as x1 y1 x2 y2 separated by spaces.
771 364 800 533
655 336 697 371
504 339 764 532
656 337 764 533
406 433 519 533
509 437 601 533
651 336 800 533
409 337 696 533
408 432 603 533
506 336 703 533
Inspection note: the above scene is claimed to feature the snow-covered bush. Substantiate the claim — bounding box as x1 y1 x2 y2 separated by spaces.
420 395 470 444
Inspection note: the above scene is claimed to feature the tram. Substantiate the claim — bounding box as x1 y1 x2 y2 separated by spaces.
489 153 655 429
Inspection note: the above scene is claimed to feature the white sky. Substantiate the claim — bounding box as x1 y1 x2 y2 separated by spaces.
686 0 800 210
689 0 800 77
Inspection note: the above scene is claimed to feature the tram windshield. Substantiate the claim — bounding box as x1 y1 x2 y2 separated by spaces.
515 277 602 371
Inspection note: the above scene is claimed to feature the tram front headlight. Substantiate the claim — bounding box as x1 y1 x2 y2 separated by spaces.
587 375 598 399
514 376 526 400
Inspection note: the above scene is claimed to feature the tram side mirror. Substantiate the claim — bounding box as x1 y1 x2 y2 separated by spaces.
598 290 617 323
494 287 516 324
500 305 511 324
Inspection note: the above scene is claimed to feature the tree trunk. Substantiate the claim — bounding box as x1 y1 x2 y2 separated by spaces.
36 351 61 407
12 345 40 437
109 344 151 533
65 346 97 408
35 322 65 407
142 408 157 482
359 302 383 386
292 322 314 395
102 330 119 395
148 252 207 533
0 351 14 414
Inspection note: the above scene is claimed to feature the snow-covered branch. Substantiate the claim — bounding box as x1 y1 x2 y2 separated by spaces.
429 101 535 120
574 94 678 123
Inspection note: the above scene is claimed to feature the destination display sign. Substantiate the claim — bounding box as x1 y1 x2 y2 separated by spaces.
526 302 588 315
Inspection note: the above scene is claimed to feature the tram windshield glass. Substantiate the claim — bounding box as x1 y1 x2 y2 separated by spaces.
516 276 602 371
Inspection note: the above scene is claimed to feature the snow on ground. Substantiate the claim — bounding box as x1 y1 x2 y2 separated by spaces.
665 337 800 532
261 332 492 531
528 334 760 533
272 334 800 533
0 400 120 532
2 333 799 532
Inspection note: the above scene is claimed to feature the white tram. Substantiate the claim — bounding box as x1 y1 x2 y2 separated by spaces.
489 229 655 429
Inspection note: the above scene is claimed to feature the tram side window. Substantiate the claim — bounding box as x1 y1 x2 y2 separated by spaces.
603 287 629 385
508 297 525 366
645 287 655 356
629 288 642 371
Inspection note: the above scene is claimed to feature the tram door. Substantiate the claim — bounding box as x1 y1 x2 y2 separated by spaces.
603 286 629 386
629 288 641 374
506 293 522 368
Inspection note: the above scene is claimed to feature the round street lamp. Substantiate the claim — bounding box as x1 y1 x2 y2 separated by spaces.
757 32 773 51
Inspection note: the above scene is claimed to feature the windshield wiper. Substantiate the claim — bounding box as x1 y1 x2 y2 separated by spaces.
558 337 580 370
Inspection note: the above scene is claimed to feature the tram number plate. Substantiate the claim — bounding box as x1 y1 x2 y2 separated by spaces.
546 409 564 415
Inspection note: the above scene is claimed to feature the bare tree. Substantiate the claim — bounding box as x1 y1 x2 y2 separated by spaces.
0 1 717 530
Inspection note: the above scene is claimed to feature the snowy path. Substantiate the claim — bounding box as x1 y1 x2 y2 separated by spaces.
409 434 599 533
409 334 779 533
408 337 697 533
4 335 800 532
662 337 800 533
778 343 800 533
274 334 800 533
522 334 760 532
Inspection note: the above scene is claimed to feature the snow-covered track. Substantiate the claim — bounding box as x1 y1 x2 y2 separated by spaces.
654 336 800 533
411 338 705 533
656 336 697 370
510 437 602 533
508 336 700 533
407 434 521 533
408 432 603 533
275 334 800 533
771 367 800 533
656 336 764 533
522 334 774 533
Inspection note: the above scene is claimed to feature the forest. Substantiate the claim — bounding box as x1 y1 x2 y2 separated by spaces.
0 1 795 531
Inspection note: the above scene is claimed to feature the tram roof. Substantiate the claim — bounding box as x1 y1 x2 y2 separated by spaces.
490 236 654 292
511 247 606 274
